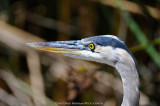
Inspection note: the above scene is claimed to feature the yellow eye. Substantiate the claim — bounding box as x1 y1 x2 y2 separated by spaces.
89 43 95 50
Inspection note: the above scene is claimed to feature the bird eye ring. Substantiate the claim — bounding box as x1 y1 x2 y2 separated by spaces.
89 43 95 50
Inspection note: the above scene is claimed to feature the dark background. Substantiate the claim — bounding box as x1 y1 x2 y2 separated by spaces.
0 0 160 106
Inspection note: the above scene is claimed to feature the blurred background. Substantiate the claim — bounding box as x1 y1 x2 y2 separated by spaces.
0 0 160 106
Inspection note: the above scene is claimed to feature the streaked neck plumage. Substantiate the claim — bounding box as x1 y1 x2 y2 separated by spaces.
115 49 140 106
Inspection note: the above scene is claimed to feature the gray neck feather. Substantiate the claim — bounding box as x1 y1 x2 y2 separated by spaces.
115 58 140 106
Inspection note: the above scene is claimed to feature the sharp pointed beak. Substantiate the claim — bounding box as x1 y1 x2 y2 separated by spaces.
27 40 84 55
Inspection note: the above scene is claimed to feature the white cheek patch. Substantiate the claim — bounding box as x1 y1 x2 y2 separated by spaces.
64 45 135 68
95 46 113 59
63 50 103 63
80 50 103 61
95 46 117 66
94 46 135 67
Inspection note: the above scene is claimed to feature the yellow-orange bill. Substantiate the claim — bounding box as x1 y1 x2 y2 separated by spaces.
27 40 83 55
29 46 80 55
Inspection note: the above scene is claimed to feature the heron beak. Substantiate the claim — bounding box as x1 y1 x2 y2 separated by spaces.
27 40 84 55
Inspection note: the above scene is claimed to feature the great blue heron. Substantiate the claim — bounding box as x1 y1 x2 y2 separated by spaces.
27 35 140 106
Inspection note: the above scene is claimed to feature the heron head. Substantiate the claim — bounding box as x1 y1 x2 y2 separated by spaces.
27 35 131 66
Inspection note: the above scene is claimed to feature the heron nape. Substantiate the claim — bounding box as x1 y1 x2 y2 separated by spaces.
27 35 140 106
